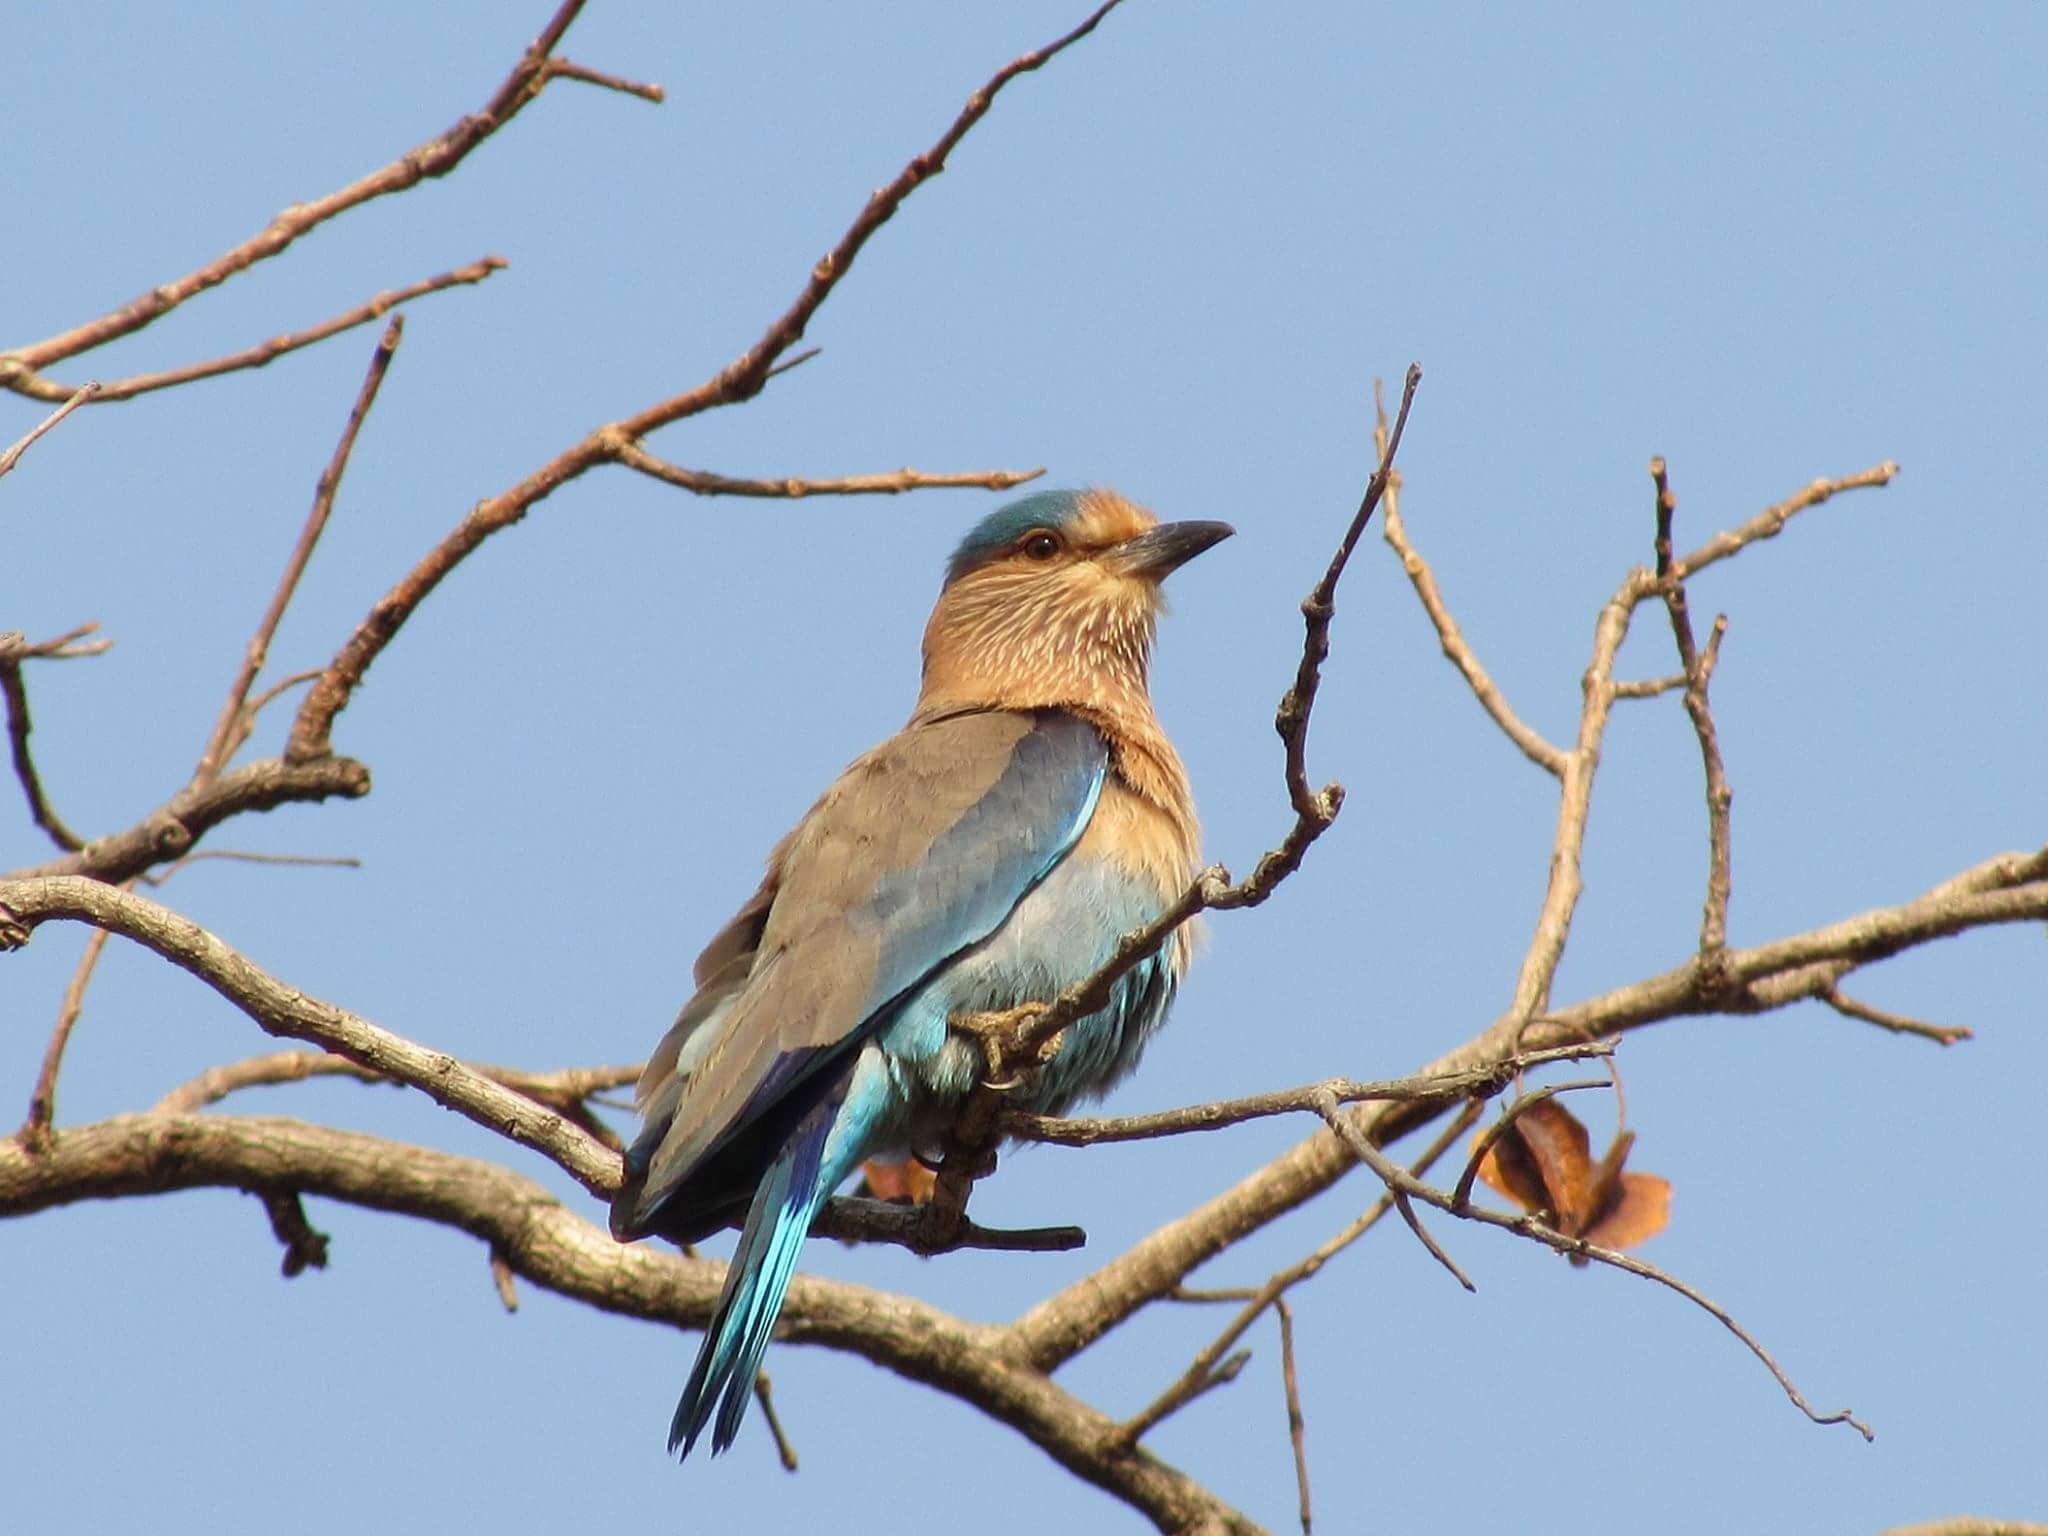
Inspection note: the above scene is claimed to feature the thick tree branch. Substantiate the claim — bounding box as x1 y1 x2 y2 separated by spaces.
0 876 619 1195
0 1114 1265 1536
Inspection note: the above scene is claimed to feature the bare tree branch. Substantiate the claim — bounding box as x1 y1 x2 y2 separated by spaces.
4 262 499 406
0 382 99 476
1274 1298 1311 1536
1376 384 1567 776
1670 463 1900 581
1651 457 1734 960
136 850 363 889
18 924 115 1152
751 1371 801 1474
1613 619 1724 701
1 756 372 886
148 1047 640 1117
1007 841 2042 1372
1312 1089 1474 1293
1001 1044 1610 1148
1117 1105 1479 1450
539 58 666 105
0 1115 1267 1536
283 1 1130 767
0 875 619 1195
0 0 648 391
1 630 95 852
615 442 1045 499
195 318 405 785
1355 1138 1874 1440
1820 985 1973 1046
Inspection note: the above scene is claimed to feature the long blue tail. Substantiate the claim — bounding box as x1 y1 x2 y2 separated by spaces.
670 1102 834 1458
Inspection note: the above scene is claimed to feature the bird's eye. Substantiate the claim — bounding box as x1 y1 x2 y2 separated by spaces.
1021 531 1061 561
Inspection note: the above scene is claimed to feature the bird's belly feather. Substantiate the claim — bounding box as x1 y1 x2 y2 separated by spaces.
861 845 1182 1156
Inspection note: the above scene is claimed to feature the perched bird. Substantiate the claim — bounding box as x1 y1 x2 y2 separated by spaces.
611 488 1230 1458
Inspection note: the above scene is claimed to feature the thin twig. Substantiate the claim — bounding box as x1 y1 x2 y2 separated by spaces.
260 1189 331 1278
0 874 621 1194
752 1371 801 1473
1274 1298 1311 1536
541 57 667 104
1119 1351 1254 1447
1376 381 1566 776
1450 1077 1615 1211
2 756 372 887
1652 457 1734 962
136 850 363 888
0 624 114 662
1670 463 1900 581
1002 1044 1610 1147
285 5 1119 764
1821 985 1973 1046
1 637 89 852
489 1246 520 1311
150 1048 639 1116
10 262 498 405
0 382 100 477
1276 364 1424 821
196 318 405 784
1117 1105 1479 1447
614 442 1045 499
18 926 115 1151
244 669 324 718
1613 671 1687 700
1343 1129 1874 1440
1313 1090 1474 1292
1614 621 1724 701
0 0 640 387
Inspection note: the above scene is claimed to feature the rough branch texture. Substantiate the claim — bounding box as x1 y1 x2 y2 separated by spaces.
0 1114 1260 1536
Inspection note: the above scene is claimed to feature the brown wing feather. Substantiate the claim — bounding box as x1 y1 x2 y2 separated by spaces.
634 710 1043 1212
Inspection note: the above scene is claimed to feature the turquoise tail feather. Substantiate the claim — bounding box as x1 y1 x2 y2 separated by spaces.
669 1100 835 1458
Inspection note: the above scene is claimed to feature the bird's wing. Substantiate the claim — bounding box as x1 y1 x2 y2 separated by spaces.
626 708 1107 1228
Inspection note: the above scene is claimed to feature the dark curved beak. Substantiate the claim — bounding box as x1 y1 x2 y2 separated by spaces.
1103 519 1236 581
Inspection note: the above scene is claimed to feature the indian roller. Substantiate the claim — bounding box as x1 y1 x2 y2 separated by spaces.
611 488 1231 1457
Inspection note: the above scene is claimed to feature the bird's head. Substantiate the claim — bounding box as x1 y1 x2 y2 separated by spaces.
915 489 1233 719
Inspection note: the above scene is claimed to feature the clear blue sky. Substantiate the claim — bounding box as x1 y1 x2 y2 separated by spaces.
7 3 2043 1531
